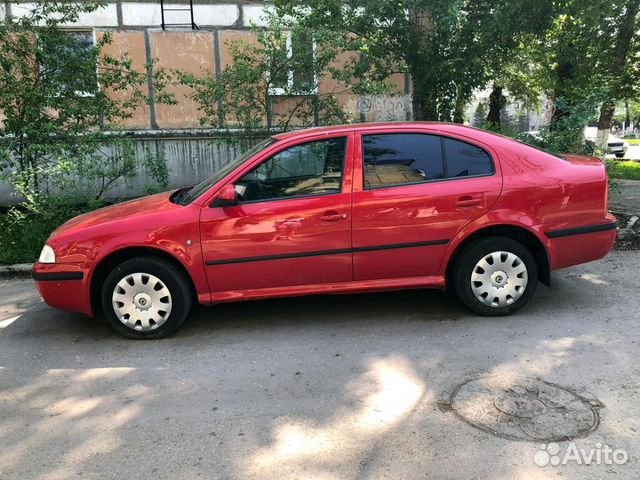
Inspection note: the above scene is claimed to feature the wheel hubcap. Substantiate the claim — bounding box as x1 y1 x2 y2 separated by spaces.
112 273 172 331
471 251 528 307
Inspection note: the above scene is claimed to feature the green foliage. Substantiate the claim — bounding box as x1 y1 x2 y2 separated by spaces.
606 160 640 181
0 1 174 203
178 14 388 141
275 0 555 122
0 198 108 264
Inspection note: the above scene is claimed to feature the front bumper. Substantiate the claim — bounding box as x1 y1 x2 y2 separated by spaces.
608 145 627 155
32 262 94 316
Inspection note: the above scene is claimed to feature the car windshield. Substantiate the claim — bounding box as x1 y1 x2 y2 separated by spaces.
176 138 276 205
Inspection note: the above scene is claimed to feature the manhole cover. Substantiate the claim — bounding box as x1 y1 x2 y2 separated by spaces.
449 377 602 441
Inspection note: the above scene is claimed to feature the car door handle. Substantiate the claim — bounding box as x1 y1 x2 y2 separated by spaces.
320 211 347 222
454 196 483 208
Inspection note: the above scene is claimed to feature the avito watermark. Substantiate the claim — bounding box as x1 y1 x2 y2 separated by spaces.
534 442 628 467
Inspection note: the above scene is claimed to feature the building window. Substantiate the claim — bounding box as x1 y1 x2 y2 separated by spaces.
269 30 316 96
41 30 97 97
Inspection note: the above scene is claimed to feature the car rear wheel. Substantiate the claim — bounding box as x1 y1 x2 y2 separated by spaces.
614 152 625 158
101 256 192 339
451 237 537 316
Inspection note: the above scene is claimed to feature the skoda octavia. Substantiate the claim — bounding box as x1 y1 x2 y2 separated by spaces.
33 123 616 339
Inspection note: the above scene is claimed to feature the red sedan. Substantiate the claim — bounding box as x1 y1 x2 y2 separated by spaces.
32 123 616 339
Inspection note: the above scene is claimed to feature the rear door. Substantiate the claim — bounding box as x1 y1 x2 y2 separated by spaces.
200 133 354 294
352 129 502 281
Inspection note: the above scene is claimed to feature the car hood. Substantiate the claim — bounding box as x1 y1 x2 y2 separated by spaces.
51 191 177 238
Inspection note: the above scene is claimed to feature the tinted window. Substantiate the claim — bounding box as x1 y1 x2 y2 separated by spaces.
444 138 493 177
236 137 346 202
363 134 444 188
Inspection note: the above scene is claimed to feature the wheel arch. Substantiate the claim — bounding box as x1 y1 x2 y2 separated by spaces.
445 224 551 287
90 246 198 315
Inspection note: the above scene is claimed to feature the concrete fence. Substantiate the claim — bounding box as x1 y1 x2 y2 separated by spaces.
0 130 263 205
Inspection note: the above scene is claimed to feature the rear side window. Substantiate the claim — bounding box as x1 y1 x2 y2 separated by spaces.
362 133 493 189
363 134 444 188
444 137 493 177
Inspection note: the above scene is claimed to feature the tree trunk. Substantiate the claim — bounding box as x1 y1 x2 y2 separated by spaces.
550 37 577 129
596 0 640 146
624 100 630 130
453 94 466 124
410 73 439 121
486 84 505 130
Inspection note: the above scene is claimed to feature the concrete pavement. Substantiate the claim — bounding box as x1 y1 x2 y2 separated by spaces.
623 144 640 160
609 179 640 214
1 251 639 479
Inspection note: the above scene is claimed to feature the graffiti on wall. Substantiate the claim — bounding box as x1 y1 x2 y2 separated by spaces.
347 95 413 122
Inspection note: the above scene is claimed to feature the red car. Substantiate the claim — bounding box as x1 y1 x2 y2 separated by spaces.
33 123 616 339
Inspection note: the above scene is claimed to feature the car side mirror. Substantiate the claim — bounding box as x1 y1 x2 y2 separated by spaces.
212 184 238 207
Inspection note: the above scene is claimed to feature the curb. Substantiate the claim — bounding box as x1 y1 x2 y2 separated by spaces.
0 263 33 279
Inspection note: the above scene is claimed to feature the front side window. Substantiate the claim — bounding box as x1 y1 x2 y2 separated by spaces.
235 137 346 202
362 133 493 189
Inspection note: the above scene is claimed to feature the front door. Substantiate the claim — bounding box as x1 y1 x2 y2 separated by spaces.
351 130 502 281
200 133 354 295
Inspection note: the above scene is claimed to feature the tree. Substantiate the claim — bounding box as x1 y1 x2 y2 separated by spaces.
178 14 388 141
274 0 555 123
0 1 173 201
596 0 640 144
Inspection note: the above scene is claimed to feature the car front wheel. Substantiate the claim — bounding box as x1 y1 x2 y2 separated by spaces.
101 256 193 339
451 237 538 316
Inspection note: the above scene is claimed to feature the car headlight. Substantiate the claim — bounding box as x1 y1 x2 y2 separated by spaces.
38 244 56 264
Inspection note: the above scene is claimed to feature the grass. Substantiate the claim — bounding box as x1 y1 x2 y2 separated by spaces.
606 159 640 181
626 138 640 145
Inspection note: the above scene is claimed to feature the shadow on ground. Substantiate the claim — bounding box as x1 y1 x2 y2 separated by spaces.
0 252 638 479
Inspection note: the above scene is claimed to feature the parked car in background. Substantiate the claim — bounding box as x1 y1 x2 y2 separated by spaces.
584 127 629 158
33 123 617 339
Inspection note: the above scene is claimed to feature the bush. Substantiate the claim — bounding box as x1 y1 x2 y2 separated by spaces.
0 198 109 265
606 160 640 181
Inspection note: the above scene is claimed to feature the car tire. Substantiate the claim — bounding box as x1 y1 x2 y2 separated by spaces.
101 256 193 339
451 237 537 316
615 153 625 158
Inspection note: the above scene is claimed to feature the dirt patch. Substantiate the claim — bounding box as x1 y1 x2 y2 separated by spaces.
613 211 640 250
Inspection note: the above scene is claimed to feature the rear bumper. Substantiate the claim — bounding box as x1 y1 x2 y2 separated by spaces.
545 217 617 271
32 262 94 316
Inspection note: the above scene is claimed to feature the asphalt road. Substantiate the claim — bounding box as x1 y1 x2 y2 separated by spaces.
1 251 639 480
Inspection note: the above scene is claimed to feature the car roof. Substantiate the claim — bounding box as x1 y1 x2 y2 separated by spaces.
271 122 493 141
